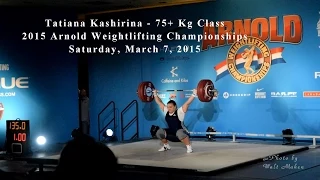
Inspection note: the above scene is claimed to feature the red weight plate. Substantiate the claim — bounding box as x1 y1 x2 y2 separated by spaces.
137 81 155 102
197 79 214 102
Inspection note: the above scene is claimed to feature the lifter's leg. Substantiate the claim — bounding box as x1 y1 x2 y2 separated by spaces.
181 136 191 146
161 138 168 144
176 129 193 153
156 128 171 151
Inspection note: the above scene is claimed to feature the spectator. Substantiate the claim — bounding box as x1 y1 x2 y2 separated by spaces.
79 89 90 135
55 134 118 178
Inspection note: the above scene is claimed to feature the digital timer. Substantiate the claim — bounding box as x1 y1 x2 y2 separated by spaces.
6 119 31 155
13 133 27 141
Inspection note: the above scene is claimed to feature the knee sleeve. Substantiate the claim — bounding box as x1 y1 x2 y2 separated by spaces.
156 128 166 139
176 129 188 140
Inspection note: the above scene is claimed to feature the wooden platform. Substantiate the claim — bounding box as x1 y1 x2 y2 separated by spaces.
43 139 308 174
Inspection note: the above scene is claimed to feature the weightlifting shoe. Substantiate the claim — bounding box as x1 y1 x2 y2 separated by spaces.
158 144 171 151
186 145 193 153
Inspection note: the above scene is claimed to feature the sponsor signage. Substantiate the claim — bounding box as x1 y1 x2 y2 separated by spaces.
270 92 297 98
303 91 320 98
255 88 266 99
223 92 251 99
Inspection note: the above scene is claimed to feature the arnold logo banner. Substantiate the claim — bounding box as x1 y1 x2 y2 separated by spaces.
201 15 302 84
217 36 284 84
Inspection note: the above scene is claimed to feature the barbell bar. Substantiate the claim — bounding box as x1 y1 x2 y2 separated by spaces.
145 89 217 93
146 89 193 93
136 79 218 103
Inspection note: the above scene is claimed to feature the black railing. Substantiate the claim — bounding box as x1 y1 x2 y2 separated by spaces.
121 100 138 141
98 101 116 141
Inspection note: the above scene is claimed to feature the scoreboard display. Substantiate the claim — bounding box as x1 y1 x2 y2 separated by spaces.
6 119 31 155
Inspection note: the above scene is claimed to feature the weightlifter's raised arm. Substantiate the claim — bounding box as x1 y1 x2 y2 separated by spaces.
153 90 165 111
182 89 197 113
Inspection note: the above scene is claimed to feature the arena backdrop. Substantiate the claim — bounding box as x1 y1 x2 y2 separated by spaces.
0 8 78 147
88 0 320 140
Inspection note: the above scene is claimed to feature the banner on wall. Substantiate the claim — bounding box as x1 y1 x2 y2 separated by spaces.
0 63 29 98
200 15 302 85
0 63 29 121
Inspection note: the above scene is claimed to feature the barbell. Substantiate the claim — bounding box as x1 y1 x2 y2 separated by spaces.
137 79 218 102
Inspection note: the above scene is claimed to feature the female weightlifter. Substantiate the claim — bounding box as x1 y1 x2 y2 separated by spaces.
153 89 197 153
